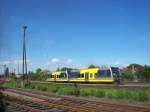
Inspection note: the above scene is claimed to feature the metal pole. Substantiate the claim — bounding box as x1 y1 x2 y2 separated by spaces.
23 27 25 82
24 30 27 77
23 26 27 84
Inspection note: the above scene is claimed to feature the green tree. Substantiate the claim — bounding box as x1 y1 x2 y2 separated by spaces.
88 64 99 69
36 68 42 74
28 71 35 80
40 69 51 80
122 70 134 81
137 65 150 81
28 68 42 80
127 64 143 69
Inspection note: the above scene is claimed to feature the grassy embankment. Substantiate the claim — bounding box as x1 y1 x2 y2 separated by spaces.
2 79 150 102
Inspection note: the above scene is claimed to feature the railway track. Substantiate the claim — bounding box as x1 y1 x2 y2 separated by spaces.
4 90 65 112
2 88 150 112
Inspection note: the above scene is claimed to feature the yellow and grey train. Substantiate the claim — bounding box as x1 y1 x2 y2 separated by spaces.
47 67 121 83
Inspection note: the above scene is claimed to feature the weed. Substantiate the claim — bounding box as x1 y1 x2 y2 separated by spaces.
137 91 149 102
79 88 93 96
115 90 125 99
95 90 105 98
107 92 113 98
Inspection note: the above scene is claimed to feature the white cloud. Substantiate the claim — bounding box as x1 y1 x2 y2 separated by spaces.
66 58 73 64
0 61 11 65
43 58 74 70
51 58 60 64
43 58 60 68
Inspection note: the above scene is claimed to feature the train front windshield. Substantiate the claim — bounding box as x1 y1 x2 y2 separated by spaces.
111 67 120 78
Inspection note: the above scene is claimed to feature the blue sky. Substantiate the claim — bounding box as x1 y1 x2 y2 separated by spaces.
0 0 150 72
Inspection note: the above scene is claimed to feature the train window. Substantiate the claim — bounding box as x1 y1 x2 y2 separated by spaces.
90 73 92 78
112 71 120 77
69 72 80 78
80 74 84 78
111 67 120 77
106 70 111 77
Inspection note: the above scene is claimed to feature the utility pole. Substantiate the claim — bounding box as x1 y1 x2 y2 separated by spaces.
22 26 28 85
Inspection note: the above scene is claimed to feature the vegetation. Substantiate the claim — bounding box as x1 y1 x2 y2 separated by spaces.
121 64 150 81
2 79 150 102
88 64 99 69
27 68 51 80
127 64 143 69
137 65 150 81
121 70 134 81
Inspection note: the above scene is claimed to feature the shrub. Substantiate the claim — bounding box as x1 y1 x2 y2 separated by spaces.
48 86 60 93
95 90 105 98
115 90 125 99
124 91 136 102
57 87 77 95
41 86 47 91
122 70 134 81
80 88 91 96
137 91 149 102
107 92 113 98
30 84 36 89
57 87 67 95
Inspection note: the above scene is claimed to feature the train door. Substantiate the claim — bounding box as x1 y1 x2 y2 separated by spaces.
85 72 89 81
54 75 56 82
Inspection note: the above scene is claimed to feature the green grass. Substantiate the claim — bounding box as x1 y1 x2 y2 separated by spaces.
80 88 92 96
95 90 106 97
2 79 150 102
2 79 21 88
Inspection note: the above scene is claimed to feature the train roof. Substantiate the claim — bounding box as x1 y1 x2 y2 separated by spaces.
80 68 99 74
52 71 67 75
52 67 120 75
